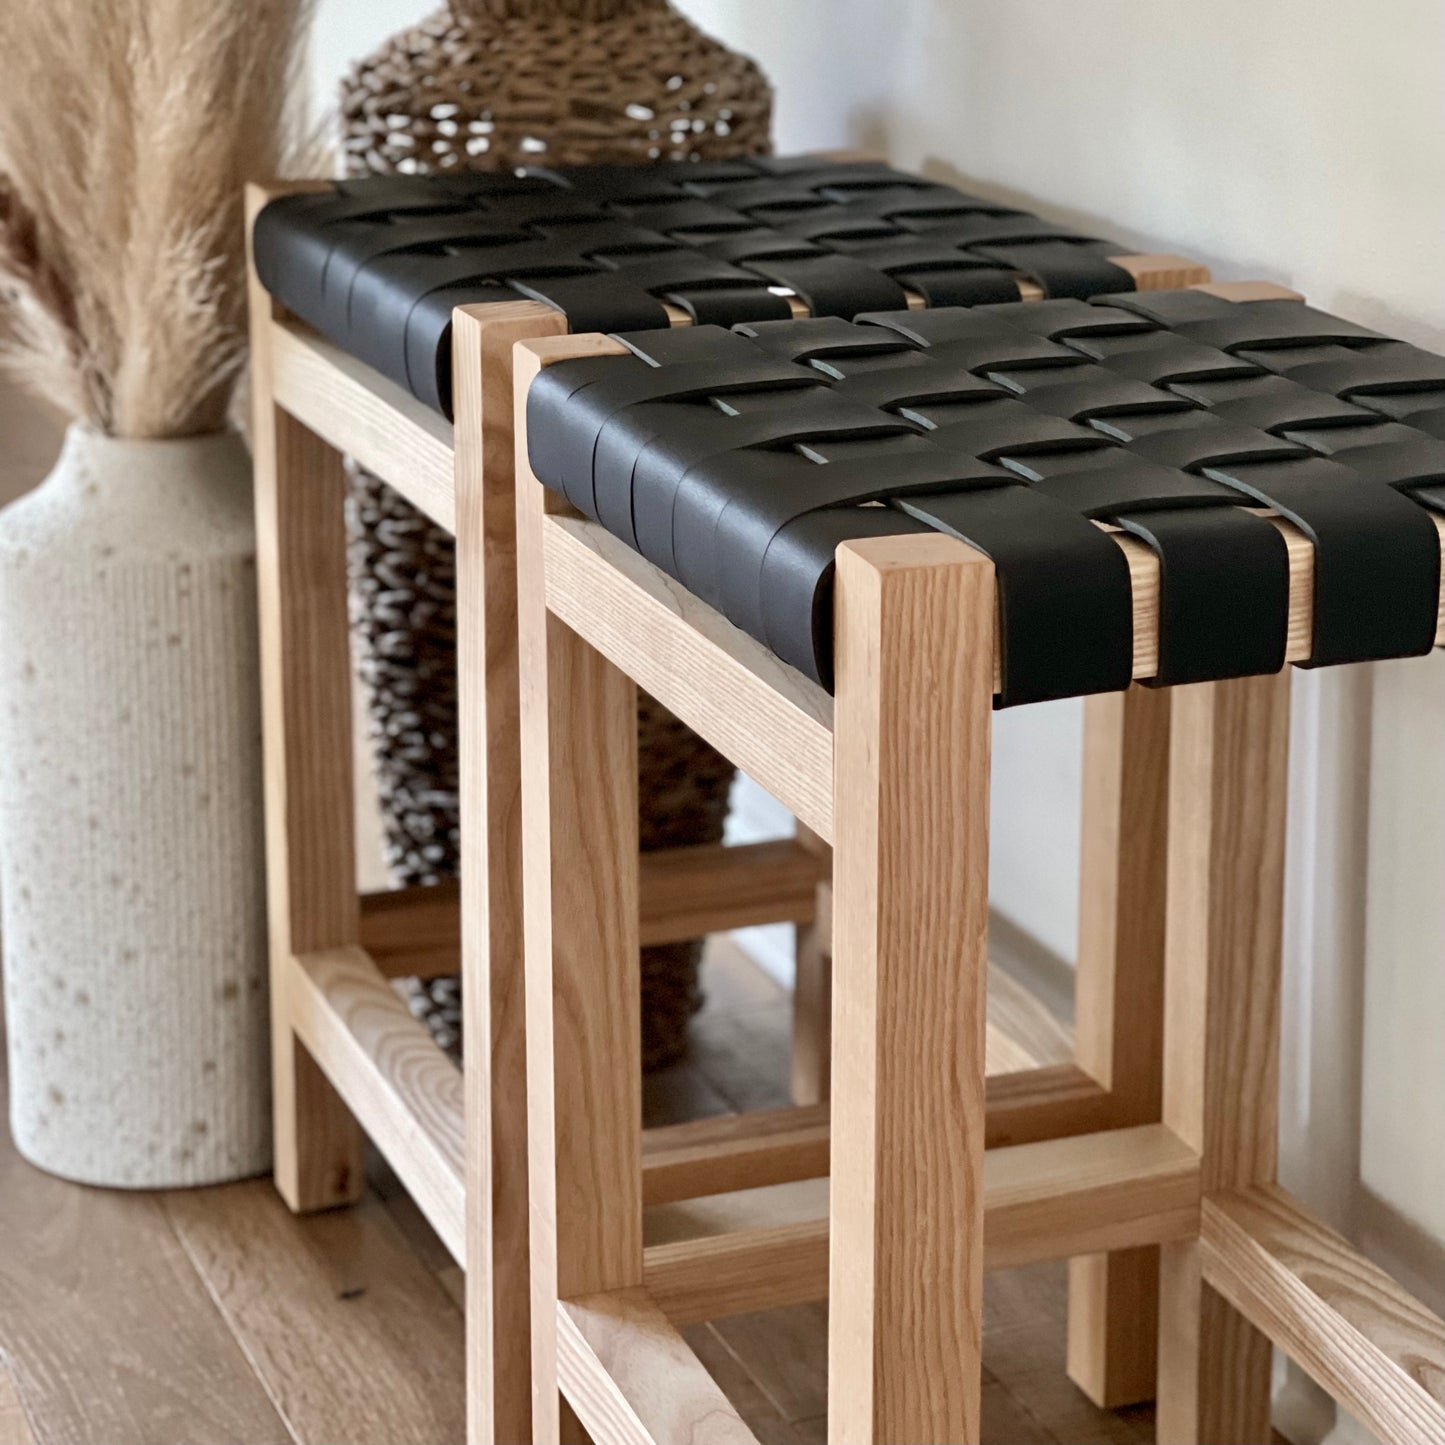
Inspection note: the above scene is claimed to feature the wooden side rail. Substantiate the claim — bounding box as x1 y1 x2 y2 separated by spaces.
557 1290 756 1445
984 1062 1114 1148
269 319 456 532
636 838 825 945
640 1065 1116 1209
288 941 1108 1270
358 838 826 982
358 837 828 979
358 882 467 981
286 946 466 1264
644 1123 1201 1324
524 315 1445 847
1201 1184 1445 1445
642 1105 831 1207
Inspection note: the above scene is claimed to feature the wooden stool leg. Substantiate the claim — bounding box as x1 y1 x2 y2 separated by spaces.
1067 686 1171 1406
1156 673 1290 1445
791 822 832 1105
828 535 995 1445
518 488 642 1445
247 223 365 1213
453 302 564 1445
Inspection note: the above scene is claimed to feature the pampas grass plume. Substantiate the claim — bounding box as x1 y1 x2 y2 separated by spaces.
0 0 314 438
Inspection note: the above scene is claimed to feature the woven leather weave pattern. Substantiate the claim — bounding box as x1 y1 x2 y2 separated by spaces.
526 295 1444 707
252 157 1136 415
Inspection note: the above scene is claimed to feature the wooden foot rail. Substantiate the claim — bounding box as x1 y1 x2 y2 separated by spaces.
641 1105 830 1207
289 940 1109 1261
1201 1183 1445 1445
643 1123 1201 1324
557 1290 756 1445
359 837 827 979
640 1063 1115 1208
287 946 466 1262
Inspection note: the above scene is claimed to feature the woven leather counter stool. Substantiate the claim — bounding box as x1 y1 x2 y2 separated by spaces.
513 285 1445 1445
246 156 1209 1441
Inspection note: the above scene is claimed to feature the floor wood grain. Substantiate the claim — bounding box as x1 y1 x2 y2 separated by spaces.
165 1183 466 1445
0 1366 38 1445
1 928 1174 1444
0 1017 290 1445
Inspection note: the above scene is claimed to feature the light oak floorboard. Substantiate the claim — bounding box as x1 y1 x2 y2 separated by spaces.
0 1022 288 1445
165 1181 465 1445
3 943 1171 1445
0 1367 38 1445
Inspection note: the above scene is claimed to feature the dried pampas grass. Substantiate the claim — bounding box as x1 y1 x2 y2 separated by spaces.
0 0 314 438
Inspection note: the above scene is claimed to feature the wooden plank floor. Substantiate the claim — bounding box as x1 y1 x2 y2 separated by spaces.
1 931 1160 1445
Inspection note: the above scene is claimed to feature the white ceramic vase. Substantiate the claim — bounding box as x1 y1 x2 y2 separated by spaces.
0 424 270 1186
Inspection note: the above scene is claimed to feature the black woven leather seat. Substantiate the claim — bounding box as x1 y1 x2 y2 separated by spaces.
525 294 1445 707
251 157 1142 415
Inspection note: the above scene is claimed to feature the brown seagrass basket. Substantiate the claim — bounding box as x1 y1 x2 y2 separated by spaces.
340 0 773 1069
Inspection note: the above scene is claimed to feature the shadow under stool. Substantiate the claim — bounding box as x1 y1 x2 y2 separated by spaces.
513 285 1445 1444
245 154 1212 1442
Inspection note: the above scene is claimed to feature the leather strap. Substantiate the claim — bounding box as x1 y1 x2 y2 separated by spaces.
254 155 1144 414
525 296 1443 703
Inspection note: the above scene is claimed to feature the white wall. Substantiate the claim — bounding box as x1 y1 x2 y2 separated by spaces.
312 0 1445 1295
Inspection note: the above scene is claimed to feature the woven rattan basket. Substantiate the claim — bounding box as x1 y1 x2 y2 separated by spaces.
341 0 773 1069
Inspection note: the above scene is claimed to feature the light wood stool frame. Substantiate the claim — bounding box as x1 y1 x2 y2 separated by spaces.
244 170 1307 1440
512 288 1445 1444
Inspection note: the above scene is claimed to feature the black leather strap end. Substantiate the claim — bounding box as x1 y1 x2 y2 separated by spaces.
757 508 931 686
1204 457 1443 666
972 242 1137 301
1116 508 1290 687
899 485 1135 707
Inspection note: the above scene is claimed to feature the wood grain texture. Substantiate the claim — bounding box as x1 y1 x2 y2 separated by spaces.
646 1221 828 1327
269 319 455 533
637 840 825 945
1113 254 1213 290
1068 685 1172 1409
789 882 831 1108
558 1291 755 1445
0 933 1200 1445
530 505 1443 793
288 946 465 1264
1073 687 1171 1115
983 1124 1199 1272
1157 672 1291 1445
0 1021 287 1445
986 964 1073 1071
828 533 995 1444
639 1059 1113 1219
517 388 643 1441
641 1105 830 1206
166 1182 466 1445
359 838 822 981
982 1063 1115 1149
640 1123 1199 1325
1201 1184 1445 1445
453 298 568 1445
540 508 837 842
516 328 834 846
0 1369 36 1445
359 882 465 980
247 182 365 1215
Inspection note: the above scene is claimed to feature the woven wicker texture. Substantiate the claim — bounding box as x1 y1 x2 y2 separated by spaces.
342 0 770 179
339 0 771 1068
527 294 1445 706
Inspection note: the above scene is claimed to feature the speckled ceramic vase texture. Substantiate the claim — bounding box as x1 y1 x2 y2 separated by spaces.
0 425 270 1187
